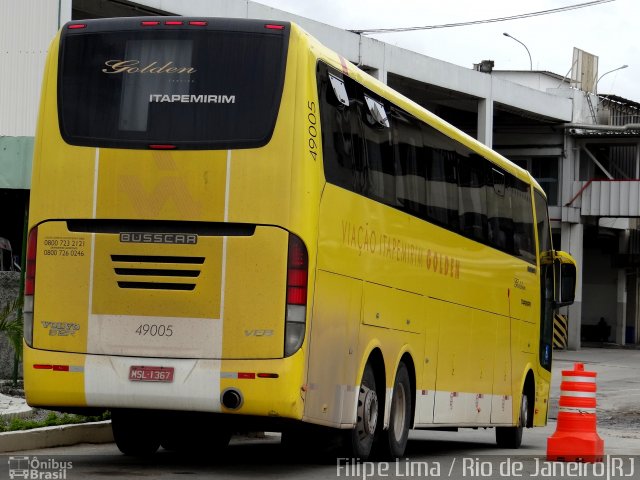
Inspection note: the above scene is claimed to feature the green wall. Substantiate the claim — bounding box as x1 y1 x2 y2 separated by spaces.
0 136 33 189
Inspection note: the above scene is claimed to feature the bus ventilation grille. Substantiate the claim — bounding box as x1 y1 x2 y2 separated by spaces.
111 255 204 291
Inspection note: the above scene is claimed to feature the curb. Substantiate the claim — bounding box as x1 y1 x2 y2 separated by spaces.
0 420 113 453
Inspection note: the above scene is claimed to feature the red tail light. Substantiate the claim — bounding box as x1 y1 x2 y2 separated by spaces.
141 21 161 26
287 236 308 306
165 21 184 26
25 227 38 296
189 21 208 26
265 24 285 30
284 234 308 357
67 24 87 29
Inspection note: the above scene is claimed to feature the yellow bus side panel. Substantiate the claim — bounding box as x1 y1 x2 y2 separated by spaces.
304 270 362 427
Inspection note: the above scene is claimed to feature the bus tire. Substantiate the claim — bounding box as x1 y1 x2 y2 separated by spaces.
376 363 412 459
161 421 231 453
112 410 160 456
495 391 528 449
349 363 379 459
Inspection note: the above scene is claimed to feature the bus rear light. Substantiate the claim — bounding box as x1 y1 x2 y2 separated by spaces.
237 372 255 379
141 21 160 26
286 236 308 305
33 364 52 370
189 21 208 26
265 24 285 30
287 236 308 268
257 373 279 378
149 144 176 150
285 234 308 357
25 228 38 296
24 227 37 348
286 287 306 305
165 21 184 25
67 24 87 29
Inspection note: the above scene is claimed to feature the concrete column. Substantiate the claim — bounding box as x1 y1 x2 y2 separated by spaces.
477 98 493 148
365 67 388 85
616 269 627 345
562 222 584 350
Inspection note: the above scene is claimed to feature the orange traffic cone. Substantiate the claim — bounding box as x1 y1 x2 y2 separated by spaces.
547 362 604 462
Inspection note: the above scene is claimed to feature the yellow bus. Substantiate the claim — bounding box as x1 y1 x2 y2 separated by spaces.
24 16 576 459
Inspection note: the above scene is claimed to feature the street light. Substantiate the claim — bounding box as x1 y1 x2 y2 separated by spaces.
503 32 532 70
595 65 628 94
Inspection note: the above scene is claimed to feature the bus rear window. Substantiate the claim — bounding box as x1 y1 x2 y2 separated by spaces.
58 21 289 149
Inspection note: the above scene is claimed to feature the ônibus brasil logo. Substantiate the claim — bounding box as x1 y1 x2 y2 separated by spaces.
8 456 72 479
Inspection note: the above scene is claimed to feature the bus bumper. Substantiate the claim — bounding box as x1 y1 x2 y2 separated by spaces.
23 346 305 420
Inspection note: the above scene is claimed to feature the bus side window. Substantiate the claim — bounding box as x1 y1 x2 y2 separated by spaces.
360 94 396 206
422 125 459 232
509 177 536 264
486 167 514 253
392 109 426 218
458 154 488 242
319 66 366 195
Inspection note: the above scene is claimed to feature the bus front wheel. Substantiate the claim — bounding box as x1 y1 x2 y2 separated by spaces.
495 392 528 449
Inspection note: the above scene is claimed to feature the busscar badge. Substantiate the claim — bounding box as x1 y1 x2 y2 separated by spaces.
119 232 198 245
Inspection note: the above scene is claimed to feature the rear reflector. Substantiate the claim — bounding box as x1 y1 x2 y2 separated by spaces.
265 24 285 30
34 364 71 372
238 372 256 379
67 24 87 29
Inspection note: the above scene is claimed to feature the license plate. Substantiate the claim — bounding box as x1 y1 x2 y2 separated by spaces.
129 365 174 383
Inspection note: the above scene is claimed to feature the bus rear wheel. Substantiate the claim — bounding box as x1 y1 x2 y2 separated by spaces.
111 410 160 456
349 363 379 459
496 392 528 449
160 415 231 453
377 363 412 458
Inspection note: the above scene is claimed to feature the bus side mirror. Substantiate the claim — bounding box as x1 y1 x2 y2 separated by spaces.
554 260 576 308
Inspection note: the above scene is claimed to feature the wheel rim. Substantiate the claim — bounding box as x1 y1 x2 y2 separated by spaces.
391 382 407 441
357 385 378 440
